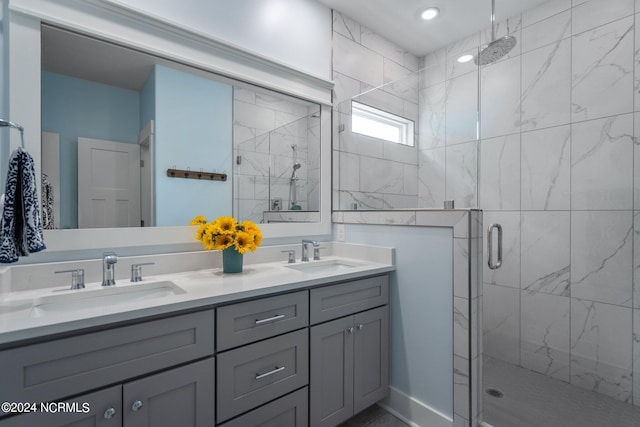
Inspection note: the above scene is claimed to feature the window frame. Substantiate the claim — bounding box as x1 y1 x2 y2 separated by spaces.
351 101 415 147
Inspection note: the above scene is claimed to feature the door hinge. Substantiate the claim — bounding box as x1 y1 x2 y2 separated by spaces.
140 159 144 167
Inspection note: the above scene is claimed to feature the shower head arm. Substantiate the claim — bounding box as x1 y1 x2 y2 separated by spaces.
490 0 496 42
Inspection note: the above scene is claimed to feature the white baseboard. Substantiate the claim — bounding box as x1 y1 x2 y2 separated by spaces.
378 386 453 427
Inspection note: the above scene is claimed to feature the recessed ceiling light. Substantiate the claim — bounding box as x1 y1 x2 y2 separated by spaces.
420 7 440 20
457 54 474 63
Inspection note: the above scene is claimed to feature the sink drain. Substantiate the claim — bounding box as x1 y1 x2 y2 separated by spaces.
485 388 504 398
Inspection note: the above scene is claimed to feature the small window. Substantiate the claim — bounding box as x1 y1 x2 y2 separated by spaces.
351 101 414 147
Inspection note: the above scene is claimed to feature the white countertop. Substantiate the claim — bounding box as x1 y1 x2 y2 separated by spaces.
0 253 394 347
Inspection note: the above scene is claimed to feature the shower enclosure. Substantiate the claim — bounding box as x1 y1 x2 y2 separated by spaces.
232 86 321 223
334 0 640 424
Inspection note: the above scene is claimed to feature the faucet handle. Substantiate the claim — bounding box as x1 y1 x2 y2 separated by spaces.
280 250 296 264
55 269 85 290
131 262 155 282
313 247 325 261
103 251 118 263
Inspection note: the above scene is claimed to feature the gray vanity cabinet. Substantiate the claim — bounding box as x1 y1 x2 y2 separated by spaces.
309 276 389 427
0 310 215 427
0 358 215 427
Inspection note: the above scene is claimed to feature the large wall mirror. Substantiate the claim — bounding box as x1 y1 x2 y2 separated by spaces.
41 25 321 230
5 0 332 253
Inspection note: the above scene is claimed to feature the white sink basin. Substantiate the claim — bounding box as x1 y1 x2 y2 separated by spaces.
284 259 363 274
30 281 186 317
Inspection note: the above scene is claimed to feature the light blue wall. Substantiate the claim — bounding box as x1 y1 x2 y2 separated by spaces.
340 223 453 416
41 71 141 228
153 65 232 226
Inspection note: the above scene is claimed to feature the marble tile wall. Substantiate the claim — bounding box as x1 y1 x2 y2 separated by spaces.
332 12 420 210
233 87 319 222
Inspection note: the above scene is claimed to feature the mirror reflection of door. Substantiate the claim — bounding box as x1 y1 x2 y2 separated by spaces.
77 137 141 228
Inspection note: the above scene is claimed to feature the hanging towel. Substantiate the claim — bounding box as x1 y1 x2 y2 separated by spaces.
0 147 46 263
41 173 54 230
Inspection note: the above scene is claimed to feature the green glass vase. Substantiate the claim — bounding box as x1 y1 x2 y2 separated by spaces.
222 247 243 273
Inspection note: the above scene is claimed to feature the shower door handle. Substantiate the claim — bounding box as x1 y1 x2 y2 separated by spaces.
487 223 502 270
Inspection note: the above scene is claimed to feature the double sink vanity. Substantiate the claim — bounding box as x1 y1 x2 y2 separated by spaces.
0 242 394 427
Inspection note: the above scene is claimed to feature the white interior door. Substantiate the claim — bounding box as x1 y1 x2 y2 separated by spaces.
77 137 141 228
138 120 154 227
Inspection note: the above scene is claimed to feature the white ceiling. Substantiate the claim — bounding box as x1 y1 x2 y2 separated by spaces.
316 0 550 56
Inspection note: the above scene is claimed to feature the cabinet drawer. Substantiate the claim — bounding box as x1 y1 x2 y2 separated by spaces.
217 329 309 423
217 291 308 351
0 310 214 405
219 387 308 427
310 275 388 324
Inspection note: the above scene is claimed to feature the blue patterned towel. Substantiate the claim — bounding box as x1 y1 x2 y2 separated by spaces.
0 147 46 263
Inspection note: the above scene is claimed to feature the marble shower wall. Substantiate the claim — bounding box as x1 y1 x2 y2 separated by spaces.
332 12 421 210
233 87 320 222
455 0 639 406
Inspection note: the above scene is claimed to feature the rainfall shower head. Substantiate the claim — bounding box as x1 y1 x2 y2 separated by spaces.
475 35 517 66
474 0 517 66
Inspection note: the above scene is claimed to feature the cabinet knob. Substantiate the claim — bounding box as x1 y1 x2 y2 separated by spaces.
103 407 116 419
347 327 354 334
131 400 143 411
357 323 364 330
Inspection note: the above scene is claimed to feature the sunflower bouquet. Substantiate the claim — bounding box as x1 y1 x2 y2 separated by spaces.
189 215 262 254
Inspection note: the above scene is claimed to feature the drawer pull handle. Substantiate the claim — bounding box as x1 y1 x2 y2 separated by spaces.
255 366 285 380
357 323 364 330
255 314 286 325
131 400 143 411
347 327 354 334
104 407 116 419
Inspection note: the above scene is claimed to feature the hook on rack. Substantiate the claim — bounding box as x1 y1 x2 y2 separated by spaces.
166 167 227 182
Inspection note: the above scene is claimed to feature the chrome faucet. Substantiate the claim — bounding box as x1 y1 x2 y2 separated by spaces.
301 240 319 262
102 252 118 286
55 268 85 290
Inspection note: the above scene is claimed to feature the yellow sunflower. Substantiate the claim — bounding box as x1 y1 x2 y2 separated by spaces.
195 224 207 242
215 216 237 234
201 226 215 251
234 231 253 254
213 234 234 250
189 215 207 226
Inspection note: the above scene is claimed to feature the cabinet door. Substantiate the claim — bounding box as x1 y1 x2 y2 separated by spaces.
353 306 389 414
123 358 215 427
310 316 354 427
0 385 122 427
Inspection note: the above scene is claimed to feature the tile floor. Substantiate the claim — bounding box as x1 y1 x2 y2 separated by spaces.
483 356 640 427
339 404 409 426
